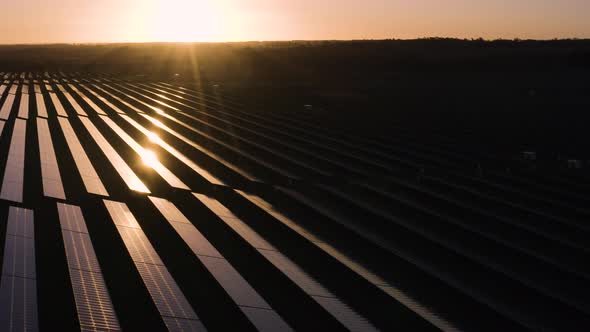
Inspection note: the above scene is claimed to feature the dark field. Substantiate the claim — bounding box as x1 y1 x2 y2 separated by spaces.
0 40 589 331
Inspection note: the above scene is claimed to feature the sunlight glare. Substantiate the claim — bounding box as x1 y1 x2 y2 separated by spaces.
141 149 159 168
146 131 161 144
149 0 225 42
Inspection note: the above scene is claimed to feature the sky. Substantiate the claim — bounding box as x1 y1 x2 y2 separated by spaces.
0 0 588 44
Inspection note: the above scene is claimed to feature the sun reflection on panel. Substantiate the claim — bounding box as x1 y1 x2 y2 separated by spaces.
141 149 159 168
146 131 161 143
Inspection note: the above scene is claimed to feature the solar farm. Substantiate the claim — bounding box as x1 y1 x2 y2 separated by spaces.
0 70 588 331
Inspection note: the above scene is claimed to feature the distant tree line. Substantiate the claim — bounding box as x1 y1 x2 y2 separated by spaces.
0 39 588 81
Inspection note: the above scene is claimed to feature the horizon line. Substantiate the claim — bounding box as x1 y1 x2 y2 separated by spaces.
1 36 590 46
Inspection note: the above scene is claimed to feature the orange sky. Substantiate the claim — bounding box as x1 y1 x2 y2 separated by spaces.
0 0 588 43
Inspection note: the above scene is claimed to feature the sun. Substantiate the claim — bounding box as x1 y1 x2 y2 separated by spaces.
148 0 225 42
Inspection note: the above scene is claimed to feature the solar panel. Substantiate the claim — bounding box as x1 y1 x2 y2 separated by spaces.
0 207 39 332
312 296 375 332
165 104 333 178
103 84 160 113
79 85 126 114
259 250 331 297
49 93 67 117
140 113 257 182
99 115 189 190
137 84 185 102
37 117 66 200
78 116 149 193
69 88 107 115
103 200 142 228
0 276 39 332
0 94 15 120
166 223 222 258
1 236 36 279
152 81 384 176
69 269 121 331
239 186 455 332
57 201 90 233
79 96 107 115
148 196 285 312
115 227 164 266
35 94 47 118
193 193 378 332
161 316 206 332
141 83 192 103
17 94 29 119
5 207 34 238
57 203 121 331
240 307 293 332
149 107 297 179
120 114 224 185
63 93 88 116
198 256 272 309
193 195 236 219
236 190 393 288
148 197 192 224
57 117 108 196
133 262 198 319
113 84 178 113
62 231 102 272
0 119 27 202
89 84 144 114
103 200 204 329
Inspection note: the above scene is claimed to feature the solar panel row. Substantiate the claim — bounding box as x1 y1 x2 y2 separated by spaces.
0 207 38 331
17 94 28 119
0 72 587 331
57 203 121 331
194 193 378 332
1 119 26 202
99 115 189 190
37 117 66 200
149 196 292 332
58 117 109 196
78 116 150 193
49 94 67 117
103 200 205 331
